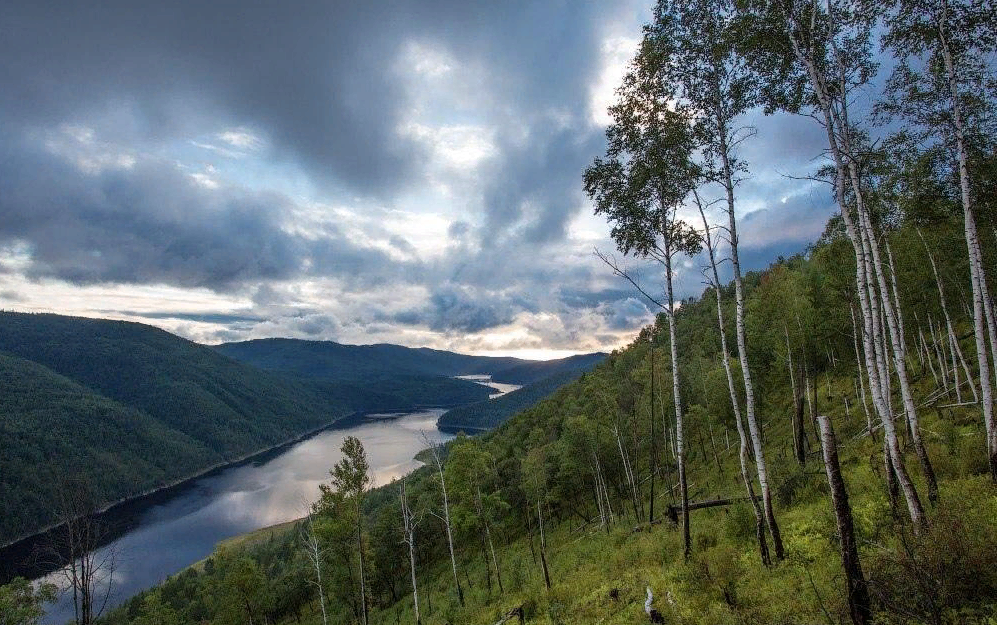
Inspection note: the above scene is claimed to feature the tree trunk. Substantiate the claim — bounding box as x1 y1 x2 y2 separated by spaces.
852 306 875 440
938 20 997 480
664 233 691 561
817 416 871 625
650 345 657 524
697 201 770 566
720 126 783 560
851 181 938 504
400 481 421 625
537 500 552 590
304 514 329 625
357 499 368 625
919 228 978 403
781 10 926 529
430 445 464 606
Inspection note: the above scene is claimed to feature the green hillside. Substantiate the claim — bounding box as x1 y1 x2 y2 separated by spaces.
438 369 591 432
0 352 212 542
489 353 606 385
0 313 490 546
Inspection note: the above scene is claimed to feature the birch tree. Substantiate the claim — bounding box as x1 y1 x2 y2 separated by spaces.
697 197 771 566
880 0 997 480
422 434 464 606
741 0 928 530
584 73 702 557
398 478 421 625
639 0 788 557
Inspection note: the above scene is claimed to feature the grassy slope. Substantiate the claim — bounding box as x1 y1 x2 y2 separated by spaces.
154 346 996 625
97 225 997 625
364 362 996 625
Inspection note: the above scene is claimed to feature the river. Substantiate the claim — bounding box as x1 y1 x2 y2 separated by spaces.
34 377 516 624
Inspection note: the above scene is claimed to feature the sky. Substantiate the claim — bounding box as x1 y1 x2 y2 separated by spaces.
0 0 836 359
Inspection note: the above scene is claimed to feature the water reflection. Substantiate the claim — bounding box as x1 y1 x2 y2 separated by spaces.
455 374 520 398
40 409 451 624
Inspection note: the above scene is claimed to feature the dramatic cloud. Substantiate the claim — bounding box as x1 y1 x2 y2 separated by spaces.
0 0 835 356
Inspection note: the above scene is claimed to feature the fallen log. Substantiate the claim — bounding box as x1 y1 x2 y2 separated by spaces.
666 495 761 521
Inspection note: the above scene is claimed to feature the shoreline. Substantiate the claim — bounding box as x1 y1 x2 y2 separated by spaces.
0 404 456 584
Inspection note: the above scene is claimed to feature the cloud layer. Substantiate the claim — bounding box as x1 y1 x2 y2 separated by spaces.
0 0 834 355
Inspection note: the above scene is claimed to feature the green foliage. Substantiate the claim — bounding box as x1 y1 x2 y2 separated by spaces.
0 577 56 625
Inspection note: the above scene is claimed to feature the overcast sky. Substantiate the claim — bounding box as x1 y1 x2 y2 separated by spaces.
0 0 835 358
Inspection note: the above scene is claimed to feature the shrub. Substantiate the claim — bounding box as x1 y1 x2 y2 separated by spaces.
867 480 997 624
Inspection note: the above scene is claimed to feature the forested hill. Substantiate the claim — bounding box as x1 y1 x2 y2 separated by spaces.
214 338 525 382
214 337 605 385
488 352 606 385
437 369 592 432
0 313 490 547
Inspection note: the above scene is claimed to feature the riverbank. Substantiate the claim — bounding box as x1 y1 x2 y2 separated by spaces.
0 409 367 583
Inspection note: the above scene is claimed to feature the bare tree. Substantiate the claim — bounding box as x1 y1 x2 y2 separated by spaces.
44 479 116 625
300 506 328 625
421 433 464 606
399 478 422 624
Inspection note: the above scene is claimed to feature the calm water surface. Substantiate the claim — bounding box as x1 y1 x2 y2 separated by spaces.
39 408 452 624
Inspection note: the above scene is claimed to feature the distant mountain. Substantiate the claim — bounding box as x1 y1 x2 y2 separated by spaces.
215 338 607 387
214 338 527 382
490 352 607 385
0 313 489 546
437 368 596 433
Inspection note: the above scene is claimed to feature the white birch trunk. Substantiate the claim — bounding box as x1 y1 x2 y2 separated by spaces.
399 480 420 624
661 212 690 559
852 306 874 439
428 443 464 606
719 117 784 560
303 514 328 625
938 12 997 479
850 176 938 502
699 203 770 565
781 7 926 528
920 228 978 402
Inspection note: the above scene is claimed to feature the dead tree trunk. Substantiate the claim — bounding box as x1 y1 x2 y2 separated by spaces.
817 416 871 625
537 500 552 590
302 512 329 625
426 440 464 606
